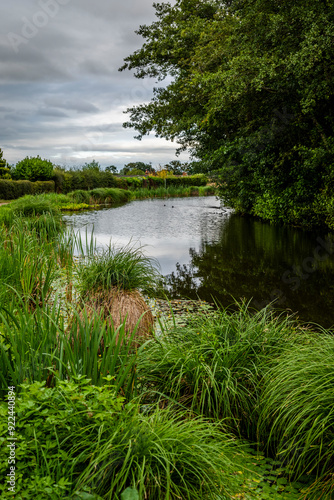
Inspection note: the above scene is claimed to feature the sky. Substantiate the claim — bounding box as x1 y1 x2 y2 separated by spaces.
0 0 189 170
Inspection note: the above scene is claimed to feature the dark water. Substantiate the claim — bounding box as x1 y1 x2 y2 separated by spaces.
64 196 334 328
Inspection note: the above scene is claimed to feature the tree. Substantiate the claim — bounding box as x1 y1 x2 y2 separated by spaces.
163 160 189 175
82 160 101 172
105 165 117 174
0 148 11 178
120 0 334 226
120 162 153 175
13 156 54 181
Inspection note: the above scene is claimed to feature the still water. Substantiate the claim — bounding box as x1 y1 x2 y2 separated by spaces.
64 196 334 328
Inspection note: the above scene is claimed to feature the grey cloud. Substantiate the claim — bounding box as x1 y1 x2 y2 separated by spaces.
38 107 69 117
44 96 99 113
0 0 188 168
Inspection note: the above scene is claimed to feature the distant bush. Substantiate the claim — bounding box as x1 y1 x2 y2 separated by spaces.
54 170 208 194
59 169 118 193
13 156 54 181
147 174 207 189
0 179 55 200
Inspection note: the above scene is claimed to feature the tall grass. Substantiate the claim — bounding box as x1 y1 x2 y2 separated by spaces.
76 407 239 500
0 220 60 307
0 299 140 393
258 332 334 496
76 243 161 295
68 187 133 206
138 303 309 437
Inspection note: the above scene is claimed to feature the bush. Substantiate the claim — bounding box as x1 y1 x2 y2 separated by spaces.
59 169 118 193
13 156 54 181
0 179 55 200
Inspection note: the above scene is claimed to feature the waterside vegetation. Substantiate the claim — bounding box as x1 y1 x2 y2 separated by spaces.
0 197 333 498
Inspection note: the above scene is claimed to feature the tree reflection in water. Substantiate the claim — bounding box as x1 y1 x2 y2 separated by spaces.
164 215 334 329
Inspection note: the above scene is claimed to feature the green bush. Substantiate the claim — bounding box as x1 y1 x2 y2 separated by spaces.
0 179 55 200
60 169 118 193
166 174 208 187
13 156 54 181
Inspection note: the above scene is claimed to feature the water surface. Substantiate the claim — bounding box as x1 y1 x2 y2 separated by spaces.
64 197 334 328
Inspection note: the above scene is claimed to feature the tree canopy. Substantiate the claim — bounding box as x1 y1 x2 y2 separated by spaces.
120 0 334 227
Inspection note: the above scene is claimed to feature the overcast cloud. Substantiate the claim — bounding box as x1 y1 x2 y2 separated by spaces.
0 0 188 169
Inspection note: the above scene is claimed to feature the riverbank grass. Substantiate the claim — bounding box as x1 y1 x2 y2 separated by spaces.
1 202 333 498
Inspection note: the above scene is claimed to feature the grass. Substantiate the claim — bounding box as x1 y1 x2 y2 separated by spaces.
0 299 141 392
0 219 61 308
76 243 162 295
137 303 309 438
258 332 334 497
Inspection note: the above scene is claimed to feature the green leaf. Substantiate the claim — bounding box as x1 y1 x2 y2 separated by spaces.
121 487 140 500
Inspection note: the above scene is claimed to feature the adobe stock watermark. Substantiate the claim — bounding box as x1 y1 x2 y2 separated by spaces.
7 0 71 54
254 234 334 310
6 386 17 495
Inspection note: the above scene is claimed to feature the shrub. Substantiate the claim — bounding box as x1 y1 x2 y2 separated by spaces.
0 179 55 200
13 156 54 181
59 169 118 193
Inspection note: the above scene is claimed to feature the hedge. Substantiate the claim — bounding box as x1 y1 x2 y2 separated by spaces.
53 170 208 193
0 180 55 200
54 169 118 193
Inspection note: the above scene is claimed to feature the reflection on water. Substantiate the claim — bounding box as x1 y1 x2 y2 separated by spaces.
64 196 334 328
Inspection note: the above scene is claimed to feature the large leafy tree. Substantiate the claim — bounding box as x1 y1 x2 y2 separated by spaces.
120 0 334 225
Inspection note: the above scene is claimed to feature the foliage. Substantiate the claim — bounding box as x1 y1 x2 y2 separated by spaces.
0 179 55 200
13 155 54 181
76 243 161 296
0 148 11 179
258 332 334 496
61 168 118 193
82 159 101 172
106 164 118 173
120 162 153 175
120 0 334 228
163 160 190 175
0 379 243 499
